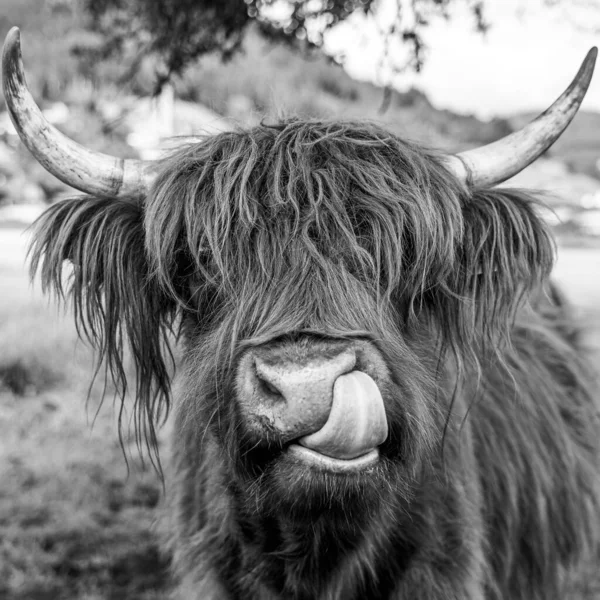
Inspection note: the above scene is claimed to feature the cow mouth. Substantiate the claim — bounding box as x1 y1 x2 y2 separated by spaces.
286 370 388 472
287 444 380 472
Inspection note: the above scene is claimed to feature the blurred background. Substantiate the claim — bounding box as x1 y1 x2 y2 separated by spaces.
1 1 599 598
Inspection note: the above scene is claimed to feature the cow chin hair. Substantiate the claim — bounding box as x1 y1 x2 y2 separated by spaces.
29 119 556 470
241 452 410 523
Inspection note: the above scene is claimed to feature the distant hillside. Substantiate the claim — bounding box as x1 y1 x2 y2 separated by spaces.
175 30 513 153
1 1 513 154
4 1 597 182
511 110 600 181
2 3 600 245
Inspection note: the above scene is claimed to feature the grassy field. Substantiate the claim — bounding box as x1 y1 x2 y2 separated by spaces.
0 228 170 599
1 224 599 600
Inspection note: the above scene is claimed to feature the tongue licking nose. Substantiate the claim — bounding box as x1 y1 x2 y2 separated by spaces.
298 371 388 460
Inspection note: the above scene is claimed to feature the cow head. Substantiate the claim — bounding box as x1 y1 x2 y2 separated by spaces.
3 27 595 522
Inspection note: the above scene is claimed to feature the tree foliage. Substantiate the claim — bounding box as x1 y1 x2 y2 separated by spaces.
77 0 488 92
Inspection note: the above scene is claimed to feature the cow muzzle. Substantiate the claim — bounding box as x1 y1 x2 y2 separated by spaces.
236 343 389 471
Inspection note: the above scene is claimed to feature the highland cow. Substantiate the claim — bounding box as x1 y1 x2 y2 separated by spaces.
3 27 600 600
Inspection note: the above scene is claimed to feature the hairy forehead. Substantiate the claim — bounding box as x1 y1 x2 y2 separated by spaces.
143 121 467 303
146 121 465 242
149 119 464 211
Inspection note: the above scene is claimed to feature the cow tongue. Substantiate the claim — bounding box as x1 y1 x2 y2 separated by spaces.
298 371 388 460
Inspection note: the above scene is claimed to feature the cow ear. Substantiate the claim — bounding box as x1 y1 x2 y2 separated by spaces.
29 197 176 464
456 188 555 343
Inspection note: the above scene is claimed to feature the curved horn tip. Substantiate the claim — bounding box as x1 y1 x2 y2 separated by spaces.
2 27 22 78
580 46 597 78
451 47 598 189
587 46 598 62
2 24 155 200
3 26 21 55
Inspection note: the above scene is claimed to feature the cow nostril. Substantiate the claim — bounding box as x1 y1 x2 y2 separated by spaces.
256 372 283 398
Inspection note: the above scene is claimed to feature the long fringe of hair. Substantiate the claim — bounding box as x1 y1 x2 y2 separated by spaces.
29 119 556 462
29 198 177 468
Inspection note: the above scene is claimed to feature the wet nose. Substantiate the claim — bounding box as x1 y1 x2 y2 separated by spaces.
244 348 357 442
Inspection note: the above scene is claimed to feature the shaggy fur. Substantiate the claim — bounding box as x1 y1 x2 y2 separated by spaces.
29 120 600 599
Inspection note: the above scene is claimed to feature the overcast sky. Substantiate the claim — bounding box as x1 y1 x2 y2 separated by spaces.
325 0 600 119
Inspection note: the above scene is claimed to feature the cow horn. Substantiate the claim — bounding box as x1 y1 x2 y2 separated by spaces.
446 47 597 188
2 27 156 201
